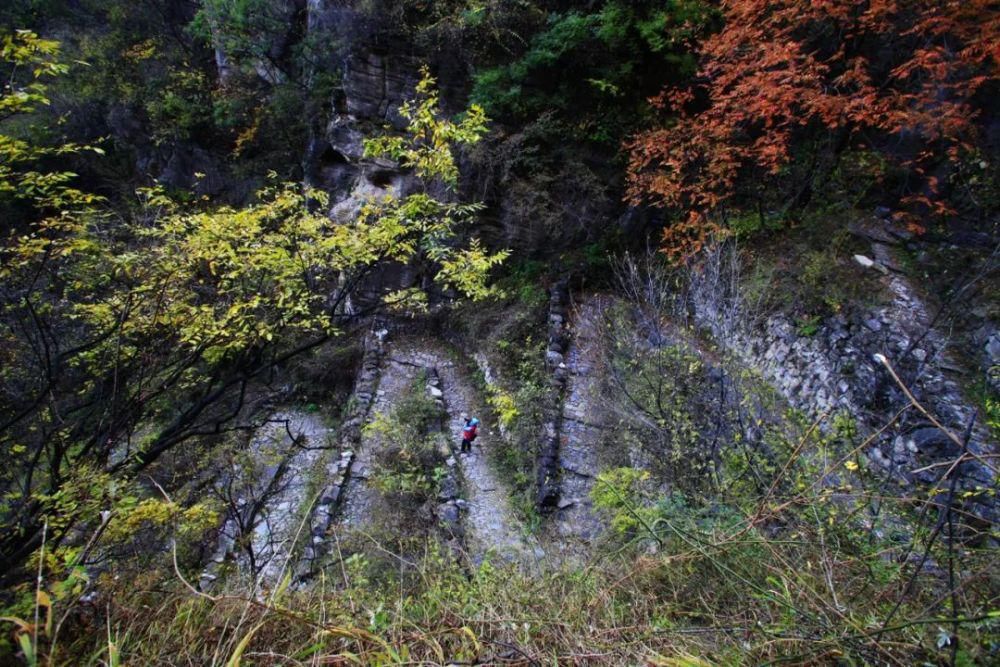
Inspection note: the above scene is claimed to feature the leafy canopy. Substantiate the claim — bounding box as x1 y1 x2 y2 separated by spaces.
471 1 716 144
627 0 1000 260
0 30 104 212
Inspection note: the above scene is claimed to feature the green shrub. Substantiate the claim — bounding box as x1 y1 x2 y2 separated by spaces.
366 378 448 504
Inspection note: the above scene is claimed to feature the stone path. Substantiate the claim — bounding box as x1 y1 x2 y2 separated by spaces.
338 347 426 531
435 351 544 565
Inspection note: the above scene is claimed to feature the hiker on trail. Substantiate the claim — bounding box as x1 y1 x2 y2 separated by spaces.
460 413 479 453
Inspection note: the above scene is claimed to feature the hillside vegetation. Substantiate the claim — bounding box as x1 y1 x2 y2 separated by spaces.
1 2 998 665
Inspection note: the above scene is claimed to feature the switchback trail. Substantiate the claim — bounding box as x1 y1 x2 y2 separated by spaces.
334 338 541 565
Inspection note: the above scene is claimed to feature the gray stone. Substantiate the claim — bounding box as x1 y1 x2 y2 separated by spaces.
986 333 1000 364
852 254 889 273
869 447 890 468
439 503 460 526
438 476 459 501
907 428 960 458
344 51 421 127
326 118 365 161
854 254 875 268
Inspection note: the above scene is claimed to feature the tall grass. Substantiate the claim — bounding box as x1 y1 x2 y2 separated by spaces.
36 460 999 667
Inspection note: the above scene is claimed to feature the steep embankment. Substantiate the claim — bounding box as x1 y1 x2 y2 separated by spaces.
689 238 999 525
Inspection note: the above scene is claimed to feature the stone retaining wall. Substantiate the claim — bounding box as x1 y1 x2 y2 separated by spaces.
536 280 570 509
293 335 384 581
691 245 998 529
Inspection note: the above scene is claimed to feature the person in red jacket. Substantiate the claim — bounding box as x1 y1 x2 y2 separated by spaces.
460 414 479 453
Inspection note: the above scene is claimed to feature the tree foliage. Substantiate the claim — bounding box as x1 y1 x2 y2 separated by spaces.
366 67 489 186
472 0 715 144
0 30 104 214
0 46 503 585
627 0 1000 260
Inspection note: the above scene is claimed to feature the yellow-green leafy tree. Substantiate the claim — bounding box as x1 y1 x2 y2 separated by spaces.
0 33 504 616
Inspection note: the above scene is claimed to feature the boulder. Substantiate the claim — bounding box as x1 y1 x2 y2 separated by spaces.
438 476 459 501
326 118 366 161
853 254 889 274
986 332 1000 365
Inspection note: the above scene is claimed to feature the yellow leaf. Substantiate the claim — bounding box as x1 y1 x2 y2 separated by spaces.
226 621 264 667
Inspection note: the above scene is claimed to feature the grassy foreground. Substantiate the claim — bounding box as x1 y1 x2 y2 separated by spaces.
39 484 999 666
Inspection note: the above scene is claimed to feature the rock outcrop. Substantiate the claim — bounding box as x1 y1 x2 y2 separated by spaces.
549 295 609 550
690 242 999 530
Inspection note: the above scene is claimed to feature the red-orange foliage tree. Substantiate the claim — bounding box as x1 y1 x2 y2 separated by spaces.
627 0 1000 259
